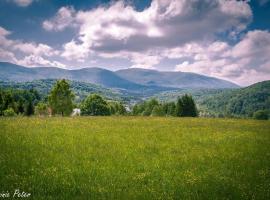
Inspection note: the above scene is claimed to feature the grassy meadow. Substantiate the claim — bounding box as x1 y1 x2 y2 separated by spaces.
0 117 270 199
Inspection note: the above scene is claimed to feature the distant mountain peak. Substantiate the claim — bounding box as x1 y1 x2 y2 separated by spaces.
0 61 239 89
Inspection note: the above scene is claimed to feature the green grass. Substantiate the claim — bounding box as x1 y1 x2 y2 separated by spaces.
0 117 270 200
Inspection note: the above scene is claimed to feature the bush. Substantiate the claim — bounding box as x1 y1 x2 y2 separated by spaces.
35 103 48 116
108 102 126 115
3 108 16 117
151 105 165 116
253 110 269 120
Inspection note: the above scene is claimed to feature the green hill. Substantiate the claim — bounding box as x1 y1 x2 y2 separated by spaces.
154 81 270 117
0 79 124 103
200 81 270 117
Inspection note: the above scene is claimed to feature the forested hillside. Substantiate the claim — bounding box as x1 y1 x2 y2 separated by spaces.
0 79 123 103
200 81 270 117
154 81 270 117
1 79 269 118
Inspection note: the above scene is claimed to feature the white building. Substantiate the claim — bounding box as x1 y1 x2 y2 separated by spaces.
71 108 81 116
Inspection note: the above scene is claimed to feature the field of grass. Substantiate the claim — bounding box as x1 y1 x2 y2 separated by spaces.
0 117 270 199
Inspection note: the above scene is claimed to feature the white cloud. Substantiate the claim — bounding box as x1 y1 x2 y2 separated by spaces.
0 27 14 47
231 30 270 61
61 40 89 62
17 55 66 68
129 52 162 69
13 42 59 56
0 26 58 57
175 61 189 71
0 26 66 68
42 6 76 31
173 30 270 86
13 0 33 7
50 0 251 63
1 1 269 85
0 48 18 63
0 27 11 36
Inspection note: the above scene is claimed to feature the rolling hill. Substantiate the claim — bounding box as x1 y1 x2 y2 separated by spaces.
0 79 124 103
1 78 269 117
199 80 270 117
154 80 270 117
0 62 238 90
116 68 239 88
0 62 144 91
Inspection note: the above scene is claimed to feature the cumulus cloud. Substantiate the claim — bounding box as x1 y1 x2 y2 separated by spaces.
13 42 59 57
0 27 14 47
42 6 76 31
61 40 90 62
129 52 162 69
0 26 66 68
0 26 58 56
43 0 251 62
1 0 269 85
17 54 66 68
38 0 270 85
0 48 18 63
13 0 33 7
174 30 270 85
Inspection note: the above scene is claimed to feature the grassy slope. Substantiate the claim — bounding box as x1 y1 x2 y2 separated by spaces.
0 117 269 199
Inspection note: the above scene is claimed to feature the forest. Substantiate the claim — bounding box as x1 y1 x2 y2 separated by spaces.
0 79 269 120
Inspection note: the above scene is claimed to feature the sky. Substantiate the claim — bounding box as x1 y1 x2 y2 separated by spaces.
0 0 270 86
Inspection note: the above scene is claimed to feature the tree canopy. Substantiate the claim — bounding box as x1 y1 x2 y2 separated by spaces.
48 79 74 116
0 88 39 116
81 94 110 116
132 94 198 117
177 94 198 117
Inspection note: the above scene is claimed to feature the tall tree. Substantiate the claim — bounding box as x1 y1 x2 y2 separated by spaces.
81 94 110 116
48 79 74 116
108 101 126 115
181 94 198 117
25 99 34 116
151 105 165 116
143 99 159 116
175 97 183 117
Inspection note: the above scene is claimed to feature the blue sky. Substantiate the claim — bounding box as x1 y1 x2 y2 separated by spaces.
0 0 269 85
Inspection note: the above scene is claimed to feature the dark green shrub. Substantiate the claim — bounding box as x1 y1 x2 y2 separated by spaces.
253 110 269 120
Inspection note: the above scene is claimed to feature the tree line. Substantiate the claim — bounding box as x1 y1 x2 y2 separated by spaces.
132 95 198 117
0 88 40 116
0 79 199 118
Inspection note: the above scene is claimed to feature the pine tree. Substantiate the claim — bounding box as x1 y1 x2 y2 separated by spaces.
181 94 198 117
175 95 198 117
175 97 183 117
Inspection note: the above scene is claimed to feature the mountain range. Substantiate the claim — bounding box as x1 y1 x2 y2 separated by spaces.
0 62 239 91
0 61 269 117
